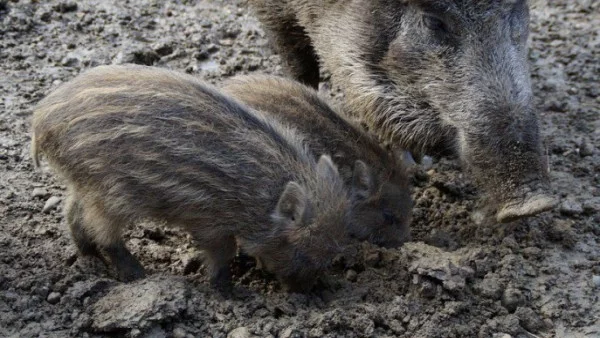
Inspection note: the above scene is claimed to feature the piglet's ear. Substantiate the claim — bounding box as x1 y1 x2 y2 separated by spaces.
316 154 339 181
276 181 307 225
352 160 375 199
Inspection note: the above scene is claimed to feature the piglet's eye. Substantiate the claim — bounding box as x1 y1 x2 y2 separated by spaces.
423 15 447 33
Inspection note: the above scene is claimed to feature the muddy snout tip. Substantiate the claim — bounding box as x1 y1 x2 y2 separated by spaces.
495 193 558 223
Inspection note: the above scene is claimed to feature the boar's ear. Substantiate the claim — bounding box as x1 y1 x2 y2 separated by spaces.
276 181 308 225
352 160 375 199
316 155 339 181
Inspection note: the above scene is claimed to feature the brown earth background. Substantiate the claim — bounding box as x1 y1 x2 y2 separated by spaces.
0 0 598 337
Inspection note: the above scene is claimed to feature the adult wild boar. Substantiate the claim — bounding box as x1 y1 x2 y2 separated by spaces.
249 0 556 222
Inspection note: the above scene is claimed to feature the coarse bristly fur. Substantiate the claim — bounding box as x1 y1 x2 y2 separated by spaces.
31 64 352 291
248 0 556 222
222 75 412 248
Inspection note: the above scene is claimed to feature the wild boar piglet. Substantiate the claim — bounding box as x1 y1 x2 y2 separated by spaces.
223 75 412 248
31 65 352 291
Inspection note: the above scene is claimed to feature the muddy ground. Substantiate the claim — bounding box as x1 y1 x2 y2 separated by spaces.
0 0 598 337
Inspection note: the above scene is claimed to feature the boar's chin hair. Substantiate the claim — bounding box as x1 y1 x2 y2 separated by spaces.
338 53 455 157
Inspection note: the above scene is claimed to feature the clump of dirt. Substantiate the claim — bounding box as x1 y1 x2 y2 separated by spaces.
0 0 598 337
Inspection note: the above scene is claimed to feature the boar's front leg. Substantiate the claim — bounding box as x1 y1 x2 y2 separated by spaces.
196 235 237 290
79 200 145 282
66 189 145 281
254 13 320 88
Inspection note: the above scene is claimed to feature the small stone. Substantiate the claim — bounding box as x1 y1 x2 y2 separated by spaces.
32 188 49 199
345 269 357 282
47 292 61 304
219 39 234 46
54 2 78 13
560 198 583 216
193 50 210 60
515 307 545 333
592 275 600 289
61 56 79 67
152 42 173 56
173 327 187 338
279 328 295 338
578 139 595 157
492 334 512 338
501 288 525 313
42 196 61 213
364 251 381 267
206 44 219 53
227 326 251 338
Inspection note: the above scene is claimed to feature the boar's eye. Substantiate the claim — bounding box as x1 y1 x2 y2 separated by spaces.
383 209 396 225
423 14 448 34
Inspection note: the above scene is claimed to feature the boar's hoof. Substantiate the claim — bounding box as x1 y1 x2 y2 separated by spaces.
496 193 557 223
209 267 233 292
116 265 146 282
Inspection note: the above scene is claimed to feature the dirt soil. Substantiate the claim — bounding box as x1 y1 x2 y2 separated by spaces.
0 0 598 337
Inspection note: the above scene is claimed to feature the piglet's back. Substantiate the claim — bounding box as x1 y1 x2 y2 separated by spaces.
31 65 314 226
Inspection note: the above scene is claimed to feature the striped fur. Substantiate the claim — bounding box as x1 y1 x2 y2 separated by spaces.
222 75 412 247
31 65 351 291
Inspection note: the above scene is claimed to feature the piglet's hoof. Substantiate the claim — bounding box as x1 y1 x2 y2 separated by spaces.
496 193 557 223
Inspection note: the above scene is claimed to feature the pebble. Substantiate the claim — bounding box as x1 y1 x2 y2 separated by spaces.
579 139 595 157
46 292 61 304
31 187 49 199
501 288 525 313
227 326 251 338
559 198 583 216
345 269 357 282
492 334 512 338
42 196 61 213
592 275 600 289
364 251 382 267
173 327 187 338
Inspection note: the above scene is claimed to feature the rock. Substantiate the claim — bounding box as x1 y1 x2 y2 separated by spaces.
152 42 174 56
68 279 114 301
407 243 474 292
559 198 583 216
515 307 545 333
173 327 187 338
53 2 77 13
501 288 525 313
61 55 79 67
592 275 600 289
46 292 61 304
206 44 219 53
578 139 595 157
228 326 251 338
364 251 382 267
31 188 49 199
193 50 210 61
91 276 187 332
492 334 512 338
279 327 298 338
345 269 357 282
475 273 503 299
115 46 160 66
42 196 61 213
